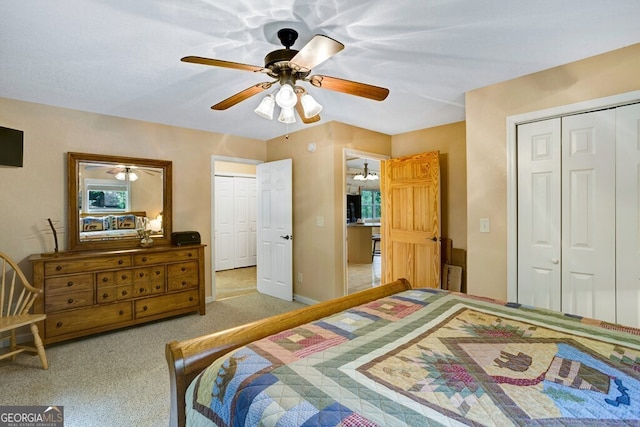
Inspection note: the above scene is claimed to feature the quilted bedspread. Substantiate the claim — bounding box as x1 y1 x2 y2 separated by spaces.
186 289 640 426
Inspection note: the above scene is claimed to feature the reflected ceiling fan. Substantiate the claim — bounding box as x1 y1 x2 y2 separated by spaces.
105 165 157 181
181 28 389 124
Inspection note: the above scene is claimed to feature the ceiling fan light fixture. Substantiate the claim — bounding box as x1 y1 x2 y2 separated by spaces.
254 94 275 120
115 169 138 182
278 106 296 124
275 84 297 109
300 93 322 118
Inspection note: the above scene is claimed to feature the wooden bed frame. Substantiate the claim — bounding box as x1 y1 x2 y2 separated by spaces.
165 278 412 427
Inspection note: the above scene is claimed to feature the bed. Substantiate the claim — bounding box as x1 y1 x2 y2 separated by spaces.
166 279 640 426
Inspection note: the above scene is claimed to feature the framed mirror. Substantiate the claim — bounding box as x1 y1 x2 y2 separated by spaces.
68 152 172 251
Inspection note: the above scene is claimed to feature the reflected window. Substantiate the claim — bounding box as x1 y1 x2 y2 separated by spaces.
84 179 130 212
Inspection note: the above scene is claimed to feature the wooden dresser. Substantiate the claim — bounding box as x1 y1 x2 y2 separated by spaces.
29 245 206 344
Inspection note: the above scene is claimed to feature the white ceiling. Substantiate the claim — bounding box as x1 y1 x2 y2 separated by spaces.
2 1 640 141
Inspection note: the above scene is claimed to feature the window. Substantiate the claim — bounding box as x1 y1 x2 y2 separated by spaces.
361 190 381 219
84 179 130 213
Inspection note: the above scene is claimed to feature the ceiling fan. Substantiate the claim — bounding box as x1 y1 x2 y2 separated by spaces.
181 28 389 124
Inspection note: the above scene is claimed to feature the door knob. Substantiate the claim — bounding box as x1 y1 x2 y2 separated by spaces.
280 235 292 240
429 236 438 242
551 258 559 264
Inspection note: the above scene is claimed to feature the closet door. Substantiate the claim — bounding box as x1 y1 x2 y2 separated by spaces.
616 103 640 327
517 118 562 311
215 176 235 271
561 110 616 323
234 176 257 268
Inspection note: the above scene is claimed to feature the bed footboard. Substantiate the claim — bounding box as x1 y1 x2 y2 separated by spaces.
166 278 412 427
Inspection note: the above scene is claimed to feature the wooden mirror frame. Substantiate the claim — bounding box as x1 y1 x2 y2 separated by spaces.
67 152 173 251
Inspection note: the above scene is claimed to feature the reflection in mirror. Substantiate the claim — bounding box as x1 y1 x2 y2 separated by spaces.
68 152 172 251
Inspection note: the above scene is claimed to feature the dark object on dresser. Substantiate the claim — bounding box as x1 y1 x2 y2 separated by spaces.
171 231 201 246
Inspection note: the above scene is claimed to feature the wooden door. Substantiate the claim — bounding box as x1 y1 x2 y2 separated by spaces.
381 151 441 288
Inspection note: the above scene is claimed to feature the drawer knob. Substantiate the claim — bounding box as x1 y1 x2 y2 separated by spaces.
139 287 145 293
181 267 186 272
119 310 124 315
68 298 74 304
182 281 187 286
118 259 124 265
121 274 127 280
56 265 62 271
143 306 148 311
155 285 161 290
102 277 109 283
122 290 128 296
189 297 194 302
139 272 145 278
155 270 161 276
67 281 74 287
188 253 193 257
103 293 109 299
56 322 63 327
142 257 147 262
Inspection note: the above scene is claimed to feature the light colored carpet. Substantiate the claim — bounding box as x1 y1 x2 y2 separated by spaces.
0 292 306 427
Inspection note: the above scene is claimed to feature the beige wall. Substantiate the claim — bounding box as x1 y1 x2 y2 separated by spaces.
0 97 266 296
391 121 467 250
466 42 640 300
267 121 391 302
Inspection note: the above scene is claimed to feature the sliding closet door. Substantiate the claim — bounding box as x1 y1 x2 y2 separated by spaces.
517 118 562 311
616 103 640 327
561 110 616 323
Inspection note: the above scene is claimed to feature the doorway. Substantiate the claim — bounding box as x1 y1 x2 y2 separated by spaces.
343 149 388 295
211 156 261 300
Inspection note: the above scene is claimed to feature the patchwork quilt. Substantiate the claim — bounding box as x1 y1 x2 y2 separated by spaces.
186 289 640 426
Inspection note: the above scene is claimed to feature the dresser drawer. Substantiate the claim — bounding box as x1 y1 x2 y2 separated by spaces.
44 255 132 276
45 273 94 294
133 249 199 266
46 302 132 338
135 289 199 319
114 269 134 285
45 289 94 312
96 286 117 304
167 261 199 291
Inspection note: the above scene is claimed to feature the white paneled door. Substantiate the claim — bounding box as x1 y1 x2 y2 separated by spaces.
616 103 640 328
517 104 640 326
214 175 257 271
256 159 293 301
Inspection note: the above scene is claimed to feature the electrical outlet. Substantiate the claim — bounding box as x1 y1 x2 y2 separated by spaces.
297 272 303 283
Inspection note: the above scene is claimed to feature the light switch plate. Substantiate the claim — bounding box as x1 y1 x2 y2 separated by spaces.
480 218 490 233
316 216 324 227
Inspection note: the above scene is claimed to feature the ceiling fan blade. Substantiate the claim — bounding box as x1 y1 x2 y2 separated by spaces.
181 56 264 73
309 75 389 101
211 82 274 110
295 90 321 124
289 35 344 72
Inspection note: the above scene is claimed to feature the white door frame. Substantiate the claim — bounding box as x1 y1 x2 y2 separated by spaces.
342 148 390 296
506 90 640 302
211 155 262 301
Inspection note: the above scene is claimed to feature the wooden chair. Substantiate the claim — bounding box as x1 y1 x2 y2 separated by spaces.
372 233 381 261
0 251 48 369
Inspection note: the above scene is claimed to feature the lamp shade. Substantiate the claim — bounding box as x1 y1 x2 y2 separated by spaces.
254 94 275 120
275 84 297 109
300 93 322 118
278 106 296 124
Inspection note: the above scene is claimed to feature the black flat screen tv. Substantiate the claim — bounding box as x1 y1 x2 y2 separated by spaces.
0 126 24 167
